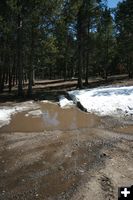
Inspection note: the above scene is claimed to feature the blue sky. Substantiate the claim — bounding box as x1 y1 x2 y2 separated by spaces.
108 0 122 8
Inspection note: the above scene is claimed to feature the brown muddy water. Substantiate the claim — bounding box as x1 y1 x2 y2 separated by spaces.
0 102 101 133
114 125 133 135
0 101 133 200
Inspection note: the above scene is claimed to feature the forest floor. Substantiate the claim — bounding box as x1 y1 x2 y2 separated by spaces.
0 74 131 103
0 75 133 200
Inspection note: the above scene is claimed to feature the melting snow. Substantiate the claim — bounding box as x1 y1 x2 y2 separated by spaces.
69 86 133 117
0 108 16 127
25 110 42 117
59 95 74 108
0 101 39 128
1 86 133 129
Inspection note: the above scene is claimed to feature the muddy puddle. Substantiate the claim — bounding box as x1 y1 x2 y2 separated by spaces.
0 102 101 133
114 125 133 135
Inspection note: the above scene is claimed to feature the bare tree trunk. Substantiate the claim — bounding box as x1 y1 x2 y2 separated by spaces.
85 15 90 85
28 70 33 96
85 51 89 85
17 11 23 96
0 70 5 93
77 8 83 88
127 57 133 78
28 25 34 97
64 33 69 81
0 68 2 92
12 53 16 87
8 56 13 92
77 0 90 88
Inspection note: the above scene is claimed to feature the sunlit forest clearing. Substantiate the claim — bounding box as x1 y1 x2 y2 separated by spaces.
0 0 133 200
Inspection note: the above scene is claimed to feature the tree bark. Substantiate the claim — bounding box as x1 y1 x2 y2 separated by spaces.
28 25 34 97
77 7 83 88
17 11 23 96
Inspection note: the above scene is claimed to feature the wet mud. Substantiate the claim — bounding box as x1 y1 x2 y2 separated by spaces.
0 102 101 133
0 101 133 200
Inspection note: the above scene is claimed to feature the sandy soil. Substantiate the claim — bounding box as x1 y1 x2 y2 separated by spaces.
0 102 133 200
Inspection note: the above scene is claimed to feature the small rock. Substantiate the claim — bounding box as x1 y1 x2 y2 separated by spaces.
58 166 64 171
79 169 84 173
2 190 5 195
100 153 107 158
128 106 133 110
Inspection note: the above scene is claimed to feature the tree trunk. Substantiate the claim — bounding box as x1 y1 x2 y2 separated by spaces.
8 66 12 92
28 25 34 97
12 54 16 87
77 8 83 88
85 51 89 85
77 0 90 88
17 12 23 97
0 67 2 93
0 70 5 93
128 57 133 78
28 70 33 96
85 15 90 86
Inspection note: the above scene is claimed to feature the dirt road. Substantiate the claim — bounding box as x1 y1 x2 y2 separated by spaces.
0 102 133 200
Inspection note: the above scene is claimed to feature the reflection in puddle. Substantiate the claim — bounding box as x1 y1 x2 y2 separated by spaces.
42 111 59 127
70 116 77 129
0 102 101 132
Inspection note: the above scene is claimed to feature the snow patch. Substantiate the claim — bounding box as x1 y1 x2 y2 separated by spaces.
25 109 42 117
59 96 74 108
40 100 49 103
0 101 40 128
69 86 133 117
0 108 16 127
41 100 57 105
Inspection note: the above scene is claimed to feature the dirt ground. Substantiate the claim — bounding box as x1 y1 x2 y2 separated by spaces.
0 101 133 200
0 75 132 103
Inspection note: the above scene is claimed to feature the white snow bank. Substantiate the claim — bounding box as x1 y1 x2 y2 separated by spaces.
40 100 57 105
59 95 74 108
0 101 40 128
69 86 133 117
0 108 16 127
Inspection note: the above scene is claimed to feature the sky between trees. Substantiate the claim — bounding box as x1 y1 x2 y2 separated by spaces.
108 0 122 8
